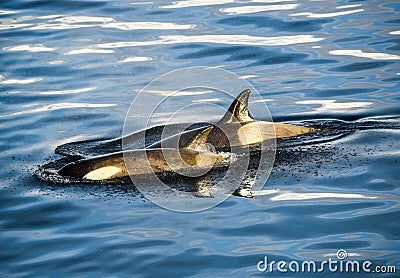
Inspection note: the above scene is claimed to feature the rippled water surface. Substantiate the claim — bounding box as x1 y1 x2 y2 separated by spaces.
1 0 399 276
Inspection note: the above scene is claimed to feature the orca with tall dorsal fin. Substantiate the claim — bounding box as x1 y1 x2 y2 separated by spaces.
227 89 315 142
148 89 315 150
219 89 254 123
221 88 314 138
58 126 225 181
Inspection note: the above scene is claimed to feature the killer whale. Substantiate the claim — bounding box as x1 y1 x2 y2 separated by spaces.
148 89 315 150
58 126 225 180
55 89 315 158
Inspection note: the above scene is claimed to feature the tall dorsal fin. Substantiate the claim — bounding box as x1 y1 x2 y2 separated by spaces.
184 126 214 151
219 89 255 124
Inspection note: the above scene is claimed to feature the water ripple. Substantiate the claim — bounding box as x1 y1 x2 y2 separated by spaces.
291 8 364 18
217 15 332 32
102 22 195 30
35 87 96 95
0 10 18 15
26 23 96 30
0 76 43 85
220 4 300 15
270 192 376 201
297 100 374 113
0 103 116 118
3 44 56 52
330 61 392 72
0 23 33 30
0 14 195 31
161 0 294 9
55 15 114 23
65 48 115 55
98 34 324 49
119 56 153 63
329 49 400 60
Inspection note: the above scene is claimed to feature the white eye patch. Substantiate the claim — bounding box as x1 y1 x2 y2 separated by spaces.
83 166 122 180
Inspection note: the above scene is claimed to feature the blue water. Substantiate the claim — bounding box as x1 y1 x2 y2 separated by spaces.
1 0 400 277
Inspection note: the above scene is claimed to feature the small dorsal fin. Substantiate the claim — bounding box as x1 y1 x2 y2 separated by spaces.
184 126 214 151
219 89 254 124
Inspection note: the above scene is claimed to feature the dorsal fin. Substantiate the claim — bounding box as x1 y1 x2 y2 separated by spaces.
184 126 214 151
219 89 255 124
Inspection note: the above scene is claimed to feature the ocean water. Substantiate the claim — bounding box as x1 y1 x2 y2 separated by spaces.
1 0 399 277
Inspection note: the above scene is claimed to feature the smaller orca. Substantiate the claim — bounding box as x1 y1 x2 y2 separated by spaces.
58 126 225 181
